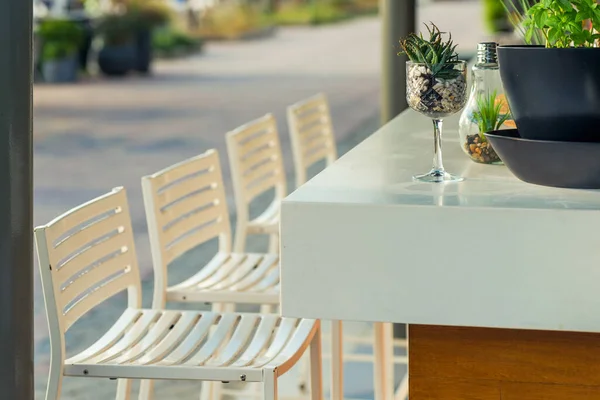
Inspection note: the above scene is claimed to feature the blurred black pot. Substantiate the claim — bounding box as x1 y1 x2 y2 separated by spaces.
97 43 135 76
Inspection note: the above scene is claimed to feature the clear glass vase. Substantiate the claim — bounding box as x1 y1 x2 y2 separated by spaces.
458 42 514 165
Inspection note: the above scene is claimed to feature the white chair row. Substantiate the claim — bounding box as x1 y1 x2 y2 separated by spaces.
35 153 322 400
36 93 406 400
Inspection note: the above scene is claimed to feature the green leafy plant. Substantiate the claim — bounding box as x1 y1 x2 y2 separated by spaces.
501 0 545 44
38 19 84 61
398 23 460 80
504 0 600 47
472 90 511 140
527 0 600 47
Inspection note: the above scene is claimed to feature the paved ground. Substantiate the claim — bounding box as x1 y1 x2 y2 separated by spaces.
33 1 486 398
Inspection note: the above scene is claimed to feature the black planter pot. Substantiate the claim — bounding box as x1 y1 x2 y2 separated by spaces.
134 29 153 74
97 43 136 76
497 46 600 142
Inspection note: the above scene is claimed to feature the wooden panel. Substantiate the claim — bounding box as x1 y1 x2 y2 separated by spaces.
501 382 600 400
410 324 600 400
410 324 600 386
409 377 499 400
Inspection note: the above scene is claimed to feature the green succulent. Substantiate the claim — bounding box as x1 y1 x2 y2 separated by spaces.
398 23 461 80
472 90 511 141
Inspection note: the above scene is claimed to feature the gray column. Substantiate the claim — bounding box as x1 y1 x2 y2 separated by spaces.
381 0 417 124
0 0 34 397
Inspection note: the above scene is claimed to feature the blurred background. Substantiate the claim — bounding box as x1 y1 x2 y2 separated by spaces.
32 0 520 398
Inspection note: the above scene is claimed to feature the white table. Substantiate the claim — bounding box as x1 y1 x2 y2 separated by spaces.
280 108 600 400
281 109 600 332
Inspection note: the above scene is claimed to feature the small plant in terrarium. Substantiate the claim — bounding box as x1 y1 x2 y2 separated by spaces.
399 23 468 182
464 90 510 164
400 23 467 119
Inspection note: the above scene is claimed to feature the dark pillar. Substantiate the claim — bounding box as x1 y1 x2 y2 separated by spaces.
0 0 34 397
381 0 417 124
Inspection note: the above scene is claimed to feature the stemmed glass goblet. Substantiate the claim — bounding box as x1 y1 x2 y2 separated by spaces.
406 60 468 182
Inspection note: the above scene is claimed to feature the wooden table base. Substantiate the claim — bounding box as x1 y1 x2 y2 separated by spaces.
409 324 600 400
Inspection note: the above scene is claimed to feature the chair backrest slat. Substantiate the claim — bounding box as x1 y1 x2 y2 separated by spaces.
226 114 286 216
287 93 337 187
35 187 142 337
142 149 231 306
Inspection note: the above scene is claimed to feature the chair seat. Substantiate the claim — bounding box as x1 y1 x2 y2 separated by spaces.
247 201 279 235
65 309 317 382
167 252 280 304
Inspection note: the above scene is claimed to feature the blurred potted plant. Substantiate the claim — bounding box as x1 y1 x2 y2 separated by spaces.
96 0 170 76
498 0 600 142
127 0 171 73
96 12 137 75
38 18 84 83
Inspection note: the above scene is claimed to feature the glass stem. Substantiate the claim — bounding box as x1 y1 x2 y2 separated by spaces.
432 118 445 174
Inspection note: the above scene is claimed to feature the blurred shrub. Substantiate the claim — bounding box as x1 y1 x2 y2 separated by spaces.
38 19 84 61
97 12 137 45
96 0 172 45
272 0 377 26
153 25 204 57
273 1 348 25
332 0 378 13
483 0 510 33
126 0 172 31
197 3 272 39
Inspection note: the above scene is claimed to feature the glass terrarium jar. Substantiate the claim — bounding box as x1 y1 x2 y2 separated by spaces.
458 42 514 165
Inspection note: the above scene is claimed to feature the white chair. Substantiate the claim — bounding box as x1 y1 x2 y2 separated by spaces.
288 93 408 400
35 186 323 400
141 149 280 311
226 114 286 254
287 92 337 189
142 149 282 399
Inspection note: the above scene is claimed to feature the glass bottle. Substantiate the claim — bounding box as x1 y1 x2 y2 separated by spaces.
458 42 513 165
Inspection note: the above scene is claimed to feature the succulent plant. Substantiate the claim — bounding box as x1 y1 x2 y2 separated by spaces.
398 23 461 80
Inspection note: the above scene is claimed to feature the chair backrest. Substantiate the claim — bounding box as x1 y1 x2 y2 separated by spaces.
226 114 286 221
287 93 337 187
34 187 142 359
142 149 231 306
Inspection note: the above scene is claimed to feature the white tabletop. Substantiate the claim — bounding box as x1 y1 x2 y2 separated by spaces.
280 109 600 333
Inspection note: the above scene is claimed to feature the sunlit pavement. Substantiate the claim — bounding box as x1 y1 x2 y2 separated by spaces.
33 1 485 397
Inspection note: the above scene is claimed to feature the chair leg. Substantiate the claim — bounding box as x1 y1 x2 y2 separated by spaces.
330 320 344 400
373 322 394 400
262 368 278 400
233 222 248 253
200 381 215 400
394 374 409 400
309 323 323 400
45 360 63 400
267 233 279 254
138 379 154 400
116 379 132 400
